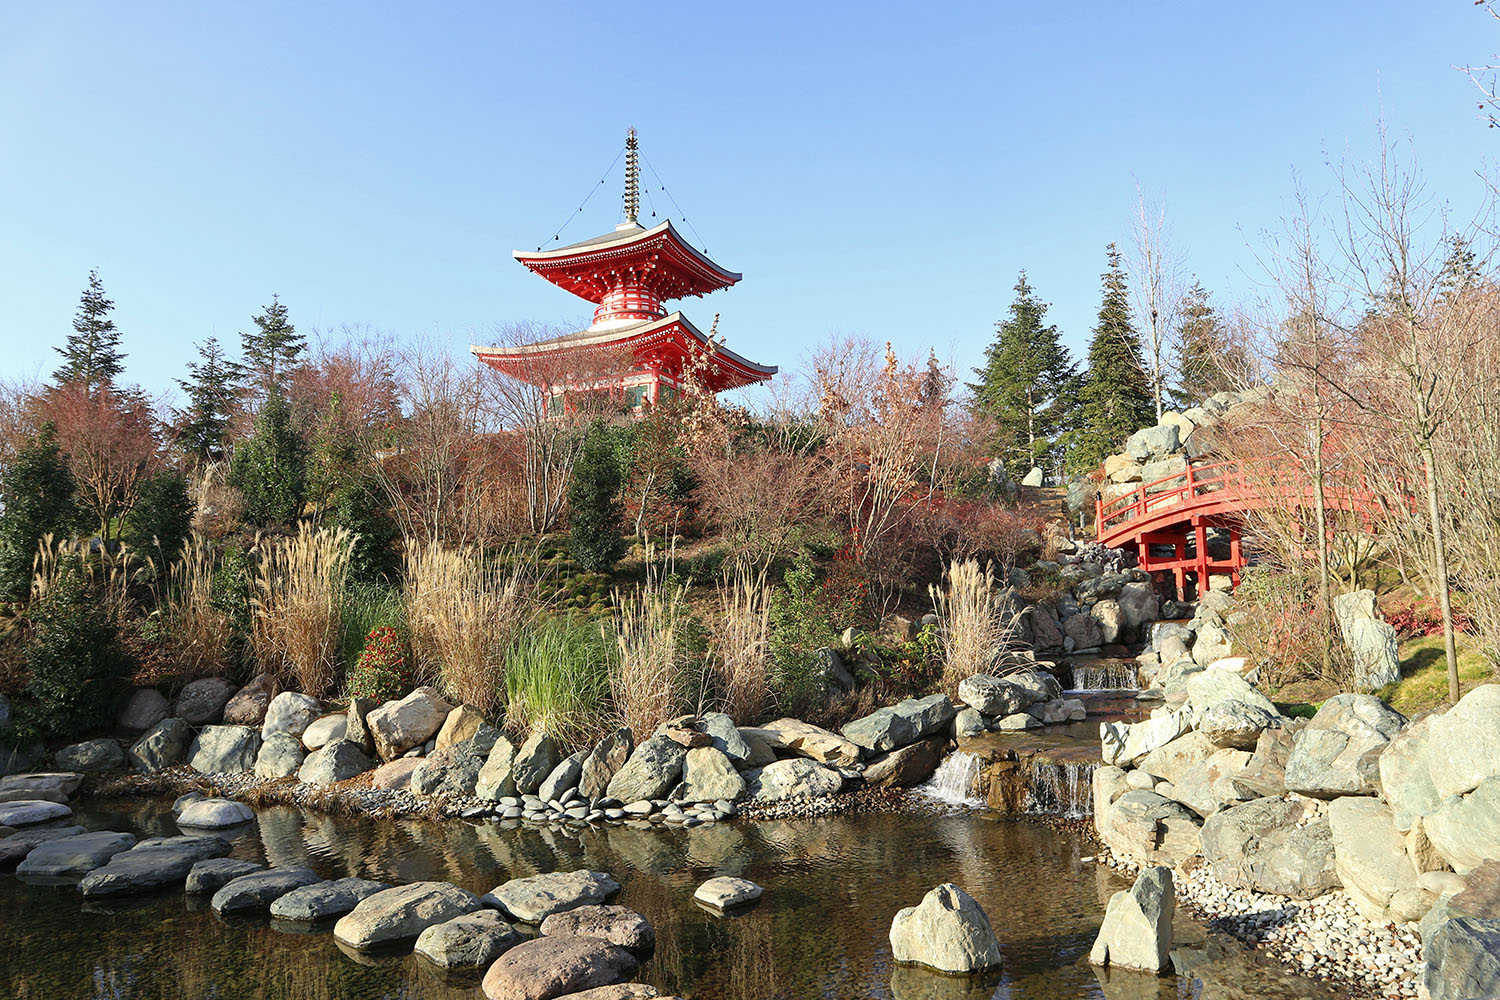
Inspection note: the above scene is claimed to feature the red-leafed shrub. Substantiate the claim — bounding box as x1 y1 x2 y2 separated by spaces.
1387 599 1475 639
345 625 415 704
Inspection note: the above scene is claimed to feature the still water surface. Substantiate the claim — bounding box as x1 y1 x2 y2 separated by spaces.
0 799 1334 1000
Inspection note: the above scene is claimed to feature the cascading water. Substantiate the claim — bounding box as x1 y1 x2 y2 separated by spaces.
1025 760 1097 818
917 751 984 807
1069 662 1140 692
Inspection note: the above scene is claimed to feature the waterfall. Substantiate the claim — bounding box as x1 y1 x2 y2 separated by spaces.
1069 662 1139 692
1025 760 1096 818
917 751 984 807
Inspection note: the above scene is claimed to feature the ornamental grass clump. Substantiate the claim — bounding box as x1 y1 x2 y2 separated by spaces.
345 624 416 704
929 558 1015 698
503 616 613 750
403 540 531 717
157 533 234 680
250 524 355 698
607 564 694 741
710 566 772 724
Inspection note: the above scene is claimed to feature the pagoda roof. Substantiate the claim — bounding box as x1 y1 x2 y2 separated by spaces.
470 312 776 391
514 220 741 304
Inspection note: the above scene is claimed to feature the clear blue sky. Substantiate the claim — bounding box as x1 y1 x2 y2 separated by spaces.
2 2 1495 405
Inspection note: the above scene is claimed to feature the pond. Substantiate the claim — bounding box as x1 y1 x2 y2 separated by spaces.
0 798 1335 1000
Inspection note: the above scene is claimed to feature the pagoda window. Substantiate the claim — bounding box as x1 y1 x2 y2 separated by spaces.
624 385 647 410
658 384 678 401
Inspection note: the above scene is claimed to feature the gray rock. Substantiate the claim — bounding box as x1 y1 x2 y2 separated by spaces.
79 835 231 897
538 750 587 802
1125 423 1180 461
117 689 169 733
1190 622 1233 666
177 676 239 725
333 881 482 950
888 883 1002 974
1329 795 1420 921
1184 669 1277 717
1424 775 1500 875
693 876 763 911
958 674 1030 717
297 739 374 785
300 713 347 750
700 712 753 765
579 728 634 798
1137 731 1217 786
744 758 844 801
811 646 856 694
261 691 323 739
0 825 87 869
433 704 488 749
1334 589 1400 689
483 869 621 923
185 858 265 894
676 746 746 802
129 717 193 772
0 800 71 826
862 737 944 788
1091 600 1124 644
15 831 135 877
1381 684 1500 833
482 934 639 1000
996 712 1040 730
1096 789 1202 868
475 735 519 801
177 797 254 829
1198 700 1279 751
345 696 377 755
1063 613 1105 651
1020 466 1044 487
411 742 485 798
1285 694 1405 798
366 686 453 760
254 732 307 778
1089 866 1174 972
187 725 261 774
1116 582 1160 631
211 867 321 913
954 707 986 738
752 719 860 765
1425 916 1500 1000
605 736 686 803
841 694 955 753
415 908 523 969
1200 797 1339 898
1104 711 1190 766
270 876 390 921
540 903 655 953
55 739 124 773
511 731 560 795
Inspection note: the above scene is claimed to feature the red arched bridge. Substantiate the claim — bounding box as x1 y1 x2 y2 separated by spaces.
1093 459 1380 599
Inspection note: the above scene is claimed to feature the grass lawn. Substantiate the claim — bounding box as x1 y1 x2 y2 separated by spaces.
1378 634 1494 717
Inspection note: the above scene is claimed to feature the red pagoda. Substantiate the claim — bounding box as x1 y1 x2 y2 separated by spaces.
472 130 776 415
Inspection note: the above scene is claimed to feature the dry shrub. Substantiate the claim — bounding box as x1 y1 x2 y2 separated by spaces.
608 564 693 740
158 533 232 680
189 463 245 539
403 539 531 716
928 558 1017 698
1227 568 1356 694
30 533 138 617
251 524 354 697
710 567 772 724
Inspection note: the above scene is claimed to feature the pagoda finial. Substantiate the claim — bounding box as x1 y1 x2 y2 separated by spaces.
624 128 640 225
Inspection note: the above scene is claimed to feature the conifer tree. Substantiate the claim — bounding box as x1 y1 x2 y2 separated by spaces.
175 337 238 464
53 269 125 395
0 424 82 601
229 389 307 525
239 295 304 401
1173 281 1230 405
568 421 626 571
1071 244 1153 472
969 272 1076 476
1438 233 1482 300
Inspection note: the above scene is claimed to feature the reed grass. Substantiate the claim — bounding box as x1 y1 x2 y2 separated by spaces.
929 558 1016 698
711 566 773 724
159 533 233 680
403 540 531 716
31 533 140 620
607 559 693 740
503 616 613 750
250 524 355 697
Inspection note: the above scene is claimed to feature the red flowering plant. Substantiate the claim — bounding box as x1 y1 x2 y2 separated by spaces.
345 625 416 703
1386 599 1475 639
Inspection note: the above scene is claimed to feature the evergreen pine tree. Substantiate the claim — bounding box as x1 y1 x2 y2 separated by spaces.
568 421 627 572
1071 244 1154 472
175 337 238 464
228 389 308 525
122 468 194 560
1438 233 1482 301
52 269 125 394
1173 281 1231 405
968 271 1077 476
0 424 82 602
239 295 304 400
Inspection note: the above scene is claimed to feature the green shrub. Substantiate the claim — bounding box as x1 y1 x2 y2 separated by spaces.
568 421 626 572
211 545 255 674
0 424 81 602
504 616 613 749
229 390 307 526
767 551 837 713
123 467 193 561
340 581 404 676
345 625 416 704
15 571 129 741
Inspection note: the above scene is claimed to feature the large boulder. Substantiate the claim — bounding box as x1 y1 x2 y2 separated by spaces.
1190 622 1233 666
1091 600 1124 644
0 799 71 826
958 674 1030 717
210 868 321 914
1063 613 1104 650
537 751 586 803
270 876 390 921
117 689 169 733
1425 917 1500 1000
333 881 482 950
411 743 485 798
1117 582 1160 632
187 725 261 774
254 732 307 779
862 737 944 788
369 758 423 791
475 736 519 801
752 719 860 766
1102 711 1189 767
221 673 278 725
605 736 686 803
129 718 193 772
55 739 124 774
693 876 763 911
79 835 230 897
1231 723 1300 799
1198 700 1279 751
1136 731 1217 786
16 831 135 877
540 904 655 954
1096 789 1202 867
177 798 254 829
177 676 239 725
345 695 377 754
366 687 453 760
888 883 1002 974
185 858 265 894
511 731 560 795
1329 796 1421 921
1089 866 1174 973
1125 423 1180 462
578 728 634 799
483 870 621 923
434 705 488 750
261 692 323 739
1381 685 1500 832
1424 775 1500 875
1333 589 1400 690
1169 747 1252 819
700 712 753 766
298 739 374 785
1184 668 1277 717
675 747 745 802
743 759 843 802
416 909 523 969
841 694 955 754
482 935 639 1000
1285 694 1405 798
1200 797 1339 899
301 713 347 750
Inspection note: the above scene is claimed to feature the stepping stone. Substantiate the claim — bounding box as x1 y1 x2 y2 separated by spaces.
177 798 254 829
482 935 638 1000
693 876 763 911
0 772 83 798
540 904 655 955
79 835 231 897
15 831 135 877
0 800 72 827
333 881 481 950
414 909 523 969
185 858 266 894
0 826 87 870
211 868 322 914
270 877 390 922
482 870 621 923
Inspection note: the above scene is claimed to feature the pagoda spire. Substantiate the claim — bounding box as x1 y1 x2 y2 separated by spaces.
624 127 640 225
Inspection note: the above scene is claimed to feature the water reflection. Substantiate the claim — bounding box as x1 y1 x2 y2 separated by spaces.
0 800 1338 1000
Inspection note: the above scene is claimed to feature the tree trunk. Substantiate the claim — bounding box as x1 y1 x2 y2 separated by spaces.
1420 438 1461 703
